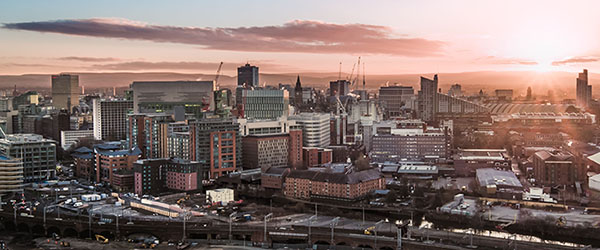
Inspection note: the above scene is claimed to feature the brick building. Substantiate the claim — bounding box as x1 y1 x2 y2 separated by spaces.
261 167 291 190
242 129 303 170
284 167 384 201
134 158 204 196
302 147 332 168
533 150 579 187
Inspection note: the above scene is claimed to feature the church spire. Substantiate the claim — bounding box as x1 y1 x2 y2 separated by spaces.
295 75 302 90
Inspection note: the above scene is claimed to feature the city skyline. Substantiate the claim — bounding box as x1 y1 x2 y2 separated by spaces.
2 0 600 76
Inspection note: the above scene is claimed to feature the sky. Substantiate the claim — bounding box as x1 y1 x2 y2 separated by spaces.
1 0 600 76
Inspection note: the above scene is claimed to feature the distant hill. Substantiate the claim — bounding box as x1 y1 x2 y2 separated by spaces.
0 70 595 99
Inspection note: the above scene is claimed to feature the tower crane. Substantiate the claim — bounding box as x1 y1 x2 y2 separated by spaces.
214 62 223 90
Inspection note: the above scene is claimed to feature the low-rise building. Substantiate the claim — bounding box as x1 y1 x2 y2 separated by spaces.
453 149 511 176
532 150 579 187
206 188 234 204
476 168 523 199
284 167 385 201
95 144 141 190
133 158 204 196
261 167 291 190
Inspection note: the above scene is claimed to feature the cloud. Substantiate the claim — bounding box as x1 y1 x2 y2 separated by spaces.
58 56 119 62
482 56 538 65
3 18 444 56
90 60 291 71
551 57 599 66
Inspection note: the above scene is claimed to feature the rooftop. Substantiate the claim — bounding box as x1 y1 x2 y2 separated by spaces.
476 168 523 189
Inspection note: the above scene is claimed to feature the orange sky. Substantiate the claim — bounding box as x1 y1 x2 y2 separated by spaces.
1 0 600 76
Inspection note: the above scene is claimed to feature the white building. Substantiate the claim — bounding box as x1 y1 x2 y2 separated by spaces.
289 113 331 148
60 130 94 150
236 117 300 136
590 174 600 192
93 99 133 141
206 188 234 204
0 134 56 182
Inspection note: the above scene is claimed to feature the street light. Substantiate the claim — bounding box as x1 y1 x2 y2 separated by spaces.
330 217 340 248
307 215 317 247
373 220 384 250
182 208 188 241
264 213 273 247
229 212 238 244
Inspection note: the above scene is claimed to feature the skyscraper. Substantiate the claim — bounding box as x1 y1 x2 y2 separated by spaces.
418 75 438 122
237 63 259 87
576 69 592 108
51 74 79 112
329 80 350 97
93 99 133 141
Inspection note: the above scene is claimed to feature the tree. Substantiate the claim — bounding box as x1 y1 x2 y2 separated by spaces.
354 153 371 171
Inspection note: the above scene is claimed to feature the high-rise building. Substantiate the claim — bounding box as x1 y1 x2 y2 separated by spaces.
93 99 133 141
418 75 488 122
127 113 174 159
289 113 331 148
51 74 79 112
237 63 259 88
242 128 303 171
576 69 592 108
131 81 214 117
378 85 415 118
237 88 289 119
0 134 56 182
191 118 241 179
329 80 350 97
294 75 303 107
167 121 195 161
0 155 23 195
418 75 438 122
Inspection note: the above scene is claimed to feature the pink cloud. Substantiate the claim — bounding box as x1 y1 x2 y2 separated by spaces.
3 18 444 56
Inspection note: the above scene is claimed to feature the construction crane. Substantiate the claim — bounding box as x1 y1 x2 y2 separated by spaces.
214 62 223 90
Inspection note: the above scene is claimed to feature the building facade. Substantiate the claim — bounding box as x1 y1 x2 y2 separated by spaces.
237 88 289 119
576 69 592 109
533 150 578 186
237 63 259 88
131 81 214 117
284 168 385 201
378 86 415 118
191 118 241 179
51 74 79 112
0 155 23 195
289 113 331 148
93 99 133 141
133 158 203 196
302 147 332 168
60 130 94 150
0 134 56 182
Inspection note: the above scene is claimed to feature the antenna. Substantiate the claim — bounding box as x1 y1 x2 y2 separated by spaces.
338 62 342 80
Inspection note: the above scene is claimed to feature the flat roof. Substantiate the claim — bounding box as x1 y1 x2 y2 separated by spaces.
476 168 522 188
